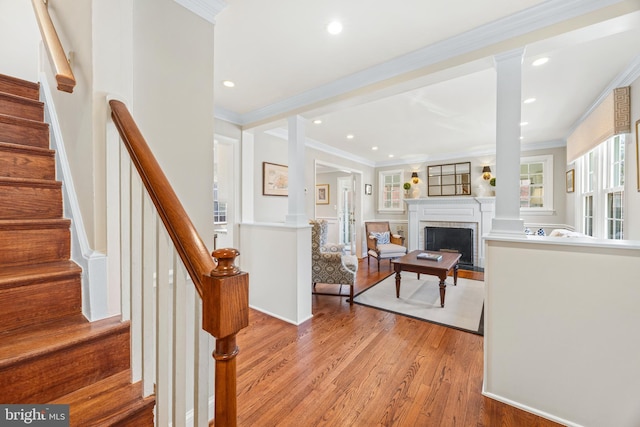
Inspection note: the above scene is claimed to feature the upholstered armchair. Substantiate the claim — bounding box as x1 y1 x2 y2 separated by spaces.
310 219 358 304
365 221 407 271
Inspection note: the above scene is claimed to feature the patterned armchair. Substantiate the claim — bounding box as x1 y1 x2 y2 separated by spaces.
365 221 407 271
310 219 358 304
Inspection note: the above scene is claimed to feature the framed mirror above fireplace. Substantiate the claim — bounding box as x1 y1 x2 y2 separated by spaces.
427 161 471 196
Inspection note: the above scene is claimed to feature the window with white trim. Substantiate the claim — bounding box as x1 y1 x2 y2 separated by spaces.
577 135 625 239
378 170 404 212
520 155 553 212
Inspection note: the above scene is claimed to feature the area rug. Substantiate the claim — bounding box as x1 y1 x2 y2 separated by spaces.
352 274 484 335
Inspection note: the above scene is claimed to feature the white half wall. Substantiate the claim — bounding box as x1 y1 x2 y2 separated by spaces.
484 235 640 427
239 223 312 325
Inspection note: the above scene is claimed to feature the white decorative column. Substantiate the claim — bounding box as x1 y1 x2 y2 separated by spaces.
490 48 525 235
406 201 420 251
286 115 307 225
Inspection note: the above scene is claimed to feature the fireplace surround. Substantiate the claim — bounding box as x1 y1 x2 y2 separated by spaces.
405 197 495 267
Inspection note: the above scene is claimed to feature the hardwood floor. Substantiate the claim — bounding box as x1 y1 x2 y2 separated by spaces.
235 258 561 427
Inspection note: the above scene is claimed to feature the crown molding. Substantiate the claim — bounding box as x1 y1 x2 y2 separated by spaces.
235 0 626 126
174 0 227 24
264 128 375 168
214 106 243 124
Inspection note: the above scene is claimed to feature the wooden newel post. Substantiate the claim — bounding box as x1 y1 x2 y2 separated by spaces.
202 248 249 427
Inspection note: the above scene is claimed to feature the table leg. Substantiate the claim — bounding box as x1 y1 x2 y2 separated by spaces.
395 271 402 298
439 278 446 307
453 263 459 286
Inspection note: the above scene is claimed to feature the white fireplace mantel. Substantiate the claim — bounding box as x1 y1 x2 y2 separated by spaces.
405 197 495 267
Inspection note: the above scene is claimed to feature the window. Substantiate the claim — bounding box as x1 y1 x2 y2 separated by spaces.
520 155 553 212
577 135 625 239
213 183 227 225
378 170 404 211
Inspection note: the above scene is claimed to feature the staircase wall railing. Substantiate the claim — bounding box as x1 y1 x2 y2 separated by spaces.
107 98 248 427
30 0 76 93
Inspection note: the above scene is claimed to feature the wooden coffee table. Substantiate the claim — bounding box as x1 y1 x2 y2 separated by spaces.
392 250 461 307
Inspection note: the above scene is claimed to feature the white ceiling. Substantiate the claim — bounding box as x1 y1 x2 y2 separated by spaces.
213 0 640 166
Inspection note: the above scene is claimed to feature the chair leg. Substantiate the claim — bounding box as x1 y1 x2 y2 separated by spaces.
349 284 354 305
377 257 380 272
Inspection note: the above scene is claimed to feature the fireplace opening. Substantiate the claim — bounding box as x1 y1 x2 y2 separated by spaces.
424 226 473 266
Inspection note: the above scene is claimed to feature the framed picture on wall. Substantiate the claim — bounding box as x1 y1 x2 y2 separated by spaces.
566 169 575 193
316 184 329 204
263 162 288 196
364 184 372 195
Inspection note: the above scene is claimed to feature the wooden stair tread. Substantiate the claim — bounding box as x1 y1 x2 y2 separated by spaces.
0 315 128 368
0 92 44 121
0 74 39 101
0 260 81 289
0 113 48 130
0 218 71 230
0 141 55 156
51 370 155 426
0 176 61 188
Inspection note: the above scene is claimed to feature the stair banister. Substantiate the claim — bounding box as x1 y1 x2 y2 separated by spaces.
109 99 249 426
30 0 76 93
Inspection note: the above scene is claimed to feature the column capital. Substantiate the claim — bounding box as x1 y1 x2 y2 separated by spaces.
494 47 525 65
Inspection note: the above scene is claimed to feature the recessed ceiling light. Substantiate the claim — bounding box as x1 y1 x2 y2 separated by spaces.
327 21 343 35
313 119 322 124
524 97 536 104
532 57 549 67
222 80 235 88
346 134 354 139
388 154 394 158
520 136 524 140
520 121 528 126
371 146 378 151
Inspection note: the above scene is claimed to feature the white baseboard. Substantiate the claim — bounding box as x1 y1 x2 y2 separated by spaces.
249 304 313 326
482 389 580 427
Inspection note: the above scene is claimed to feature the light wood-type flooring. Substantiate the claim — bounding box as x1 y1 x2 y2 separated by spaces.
234 258 561 426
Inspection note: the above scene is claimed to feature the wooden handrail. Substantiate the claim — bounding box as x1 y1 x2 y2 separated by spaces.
109 99 249 426
31 0 76 93
109 99 214 298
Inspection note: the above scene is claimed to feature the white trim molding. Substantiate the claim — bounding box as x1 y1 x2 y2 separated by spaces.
40 73 110 321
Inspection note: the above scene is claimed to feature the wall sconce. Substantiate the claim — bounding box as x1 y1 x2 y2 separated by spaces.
411 172 419 184
482 166 492 180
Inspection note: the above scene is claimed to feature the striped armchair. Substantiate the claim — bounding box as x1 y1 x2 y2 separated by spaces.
310 219 358 304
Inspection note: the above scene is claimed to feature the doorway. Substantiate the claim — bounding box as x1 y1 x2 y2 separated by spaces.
314 161 363 257
337 176 355 254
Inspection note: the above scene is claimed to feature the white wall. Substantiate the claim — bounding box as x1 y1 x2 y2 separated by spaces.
42 0 98 247
484 236 640 427
0 1 41 81
253 131 288 223
132 0 215 249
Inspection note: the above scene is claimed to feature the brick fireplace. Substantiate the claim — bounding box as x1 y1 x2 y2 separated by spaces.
405 197 495 267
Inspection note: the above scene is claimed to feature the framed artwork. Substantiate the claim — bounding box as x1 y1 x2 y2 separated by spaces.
364 184 372 195
262 162 288 196
566 169 575 193
316 184 330 204
636 119 639 191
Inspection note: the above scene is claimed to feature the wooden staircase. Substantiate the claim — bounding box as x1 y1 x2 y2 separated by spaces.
0 74 155 426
